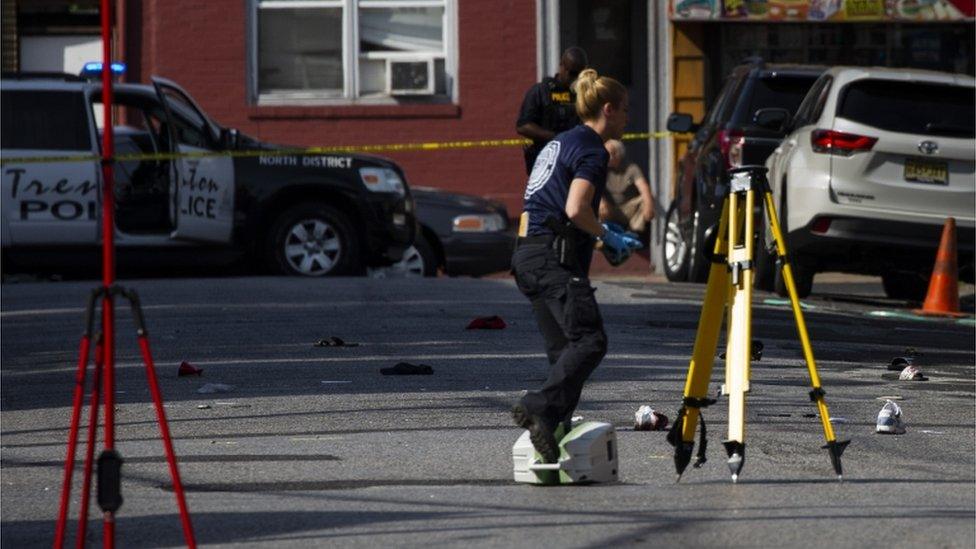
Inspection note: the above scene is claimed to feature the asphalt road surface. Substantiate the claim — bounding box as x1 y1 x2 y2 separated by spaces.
2 274 974 547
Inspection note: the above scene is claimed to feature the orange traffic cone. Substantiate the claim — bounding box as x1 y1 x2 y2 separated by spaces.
915 217 965 317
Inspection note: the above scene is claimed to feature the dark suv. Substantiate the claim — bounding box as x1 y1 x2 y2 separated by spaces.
663 60 825 285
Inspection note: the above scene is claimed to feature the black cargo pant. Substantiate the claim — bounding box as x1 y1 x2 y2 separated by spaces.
511 238 608 431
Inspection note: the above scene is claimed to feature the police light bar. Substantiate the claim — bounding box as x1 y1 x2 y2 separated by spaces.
80 62 126 78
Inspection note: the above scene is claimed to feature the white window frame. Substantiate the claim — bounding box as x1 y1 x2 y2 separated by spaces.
249 0 458 105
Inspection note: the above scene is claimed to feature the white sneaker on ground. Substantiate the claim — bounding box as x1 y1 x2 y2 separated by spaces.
876 399 906 434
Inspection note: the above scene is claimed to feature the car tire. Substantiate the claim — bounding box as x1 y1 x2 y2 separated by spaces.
663 201 690 281
687 208 713 283
753 217 776 292
267 203 361 276
396 232 438 277
882 271 929 301
775 260 814 299
773 190 813 298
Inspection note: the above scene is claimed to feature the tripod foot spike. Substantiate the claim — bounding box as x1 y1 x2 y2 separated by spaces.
675 473 683 484
731 474 738 484
673 442 694 478
822 439 850 478
723 440 745 481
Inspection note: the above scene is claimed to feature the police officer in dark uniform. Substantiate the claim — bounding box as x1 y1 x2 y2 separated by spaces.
511 69 642 463
516 47 589 175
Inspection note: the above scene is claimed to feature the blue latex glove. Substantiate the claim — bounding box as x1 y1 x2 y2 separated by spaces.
600 222 643 266
601 222 643 252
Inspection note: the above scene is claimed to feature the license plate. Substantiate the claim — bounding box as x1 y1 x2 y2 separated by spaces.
904 158 948 185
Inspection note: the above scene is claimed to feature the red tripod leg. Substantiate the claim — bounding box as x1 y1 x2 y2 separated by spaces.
55 289 101 549
77 335 105 549
124 288 196 548
100 293 117 549
54 335 92 549
136 334 197 548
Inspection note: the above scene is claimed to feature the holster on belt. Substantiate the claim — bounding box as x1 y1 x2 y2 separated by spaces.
544 217 583 269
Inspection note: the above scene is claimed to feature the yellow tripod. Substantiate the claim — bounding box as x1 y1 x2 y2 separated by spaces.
667 166 848 483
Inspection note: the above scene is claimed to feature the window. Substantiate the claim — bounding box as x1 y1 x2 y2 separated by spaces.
1 90 92 151
808 77 833 124
793 74 830 127
837 79 976 138
251 0 456 104
743 75 819 122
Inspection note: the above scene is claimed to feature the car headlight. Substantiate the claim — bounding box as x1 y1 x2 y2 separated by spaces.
360 167 405 196
452 213 506 233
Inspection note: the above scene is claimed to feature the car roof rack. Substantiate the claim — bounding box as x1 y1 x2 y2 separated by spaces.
1 71 87 82
739 56 766 68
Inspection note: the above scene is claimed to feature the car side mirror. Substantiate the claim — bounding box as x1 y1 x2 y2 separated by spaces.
667 112 699 134
753 108 791 132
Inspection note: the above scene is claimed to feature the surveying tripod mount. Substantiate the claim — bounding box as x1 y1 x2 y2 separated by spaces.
669 165 848 483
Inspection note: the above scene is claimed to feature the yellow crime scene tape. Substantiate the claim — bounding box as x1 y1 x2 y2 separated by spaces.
0 131 672 166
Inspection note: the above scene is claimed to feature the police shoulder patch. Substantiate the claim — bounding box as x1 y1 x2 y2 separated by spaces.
524 141 560 200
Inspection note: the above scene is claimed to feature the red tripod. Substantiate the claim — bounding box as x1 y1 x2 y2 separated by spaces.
53 1 195 547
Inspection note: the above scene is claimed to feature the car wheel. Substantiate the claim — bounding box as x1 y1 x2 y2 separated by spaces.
753 217 776 292
663 201 690 281
267 203 361 276
772 191 813 298
775 260 814 299
687 209 712 283
882 271 929 301
393 233 438 277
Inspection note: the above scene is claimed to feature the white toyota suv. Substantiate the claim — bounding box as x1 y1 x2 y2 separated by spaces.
762 66 975 299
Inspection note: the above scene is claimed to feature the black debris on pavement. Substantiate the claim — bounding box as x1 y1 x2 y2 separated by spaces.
381 362 434 375
314 336 360 347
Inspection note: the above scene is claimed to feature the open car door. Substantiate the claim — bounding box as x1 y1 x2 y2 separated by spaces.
151 76 234 244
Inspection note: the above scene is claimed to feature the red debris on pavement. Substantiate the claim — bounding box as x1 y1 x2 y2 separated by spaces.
178 361 203 377
466 315 506 330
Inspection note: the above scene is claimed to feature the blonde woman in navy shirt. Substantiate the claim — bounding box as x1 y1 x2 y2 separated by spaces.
511 68 642 462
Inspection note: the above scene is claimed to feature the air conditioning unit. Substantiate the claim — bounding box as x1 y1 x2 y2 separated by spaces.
386 58 435 96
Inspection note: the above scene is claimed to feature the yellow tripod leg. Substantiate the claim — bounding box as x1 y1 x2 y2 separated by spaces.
722 186 755 482
672 200 730 481
762 188 849 480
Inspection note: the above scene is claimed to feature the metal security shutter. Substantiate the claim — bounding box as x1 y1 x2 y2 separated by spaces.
2 0 18 72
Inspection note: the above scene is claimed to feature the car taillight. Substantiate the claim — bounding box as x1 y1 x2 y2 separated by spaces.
718 129 745 169
811 129 877 156
810 217 832 234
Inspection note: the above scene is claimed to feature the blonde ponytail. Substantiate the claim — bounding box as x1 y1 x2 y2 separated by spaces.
574 68 626 122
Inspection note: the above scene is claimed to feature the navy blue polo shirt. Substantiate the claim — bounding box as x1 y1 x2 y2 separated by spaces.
522 124 608 270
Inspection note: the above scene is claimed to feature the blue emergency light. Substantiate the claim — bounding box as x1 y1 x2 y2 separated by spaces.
80 61 126 78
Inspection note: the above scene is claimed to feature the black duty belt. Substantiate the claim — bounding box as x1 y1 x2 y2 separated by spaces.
517 235 553 245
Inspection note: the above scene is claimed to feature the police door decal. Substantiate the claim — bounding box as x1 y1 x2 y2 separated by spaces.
2 157 100 245
171 149 234 243
151 76 234 244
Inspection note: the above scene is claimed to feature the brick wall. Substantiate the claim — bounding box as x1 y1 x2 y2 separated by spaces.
132 0 537 215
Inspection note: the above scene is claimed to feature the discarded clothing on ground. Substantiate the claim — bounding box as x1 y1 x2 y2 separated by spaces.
466 315 506 330
381 362 434 375
178 361 203 377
